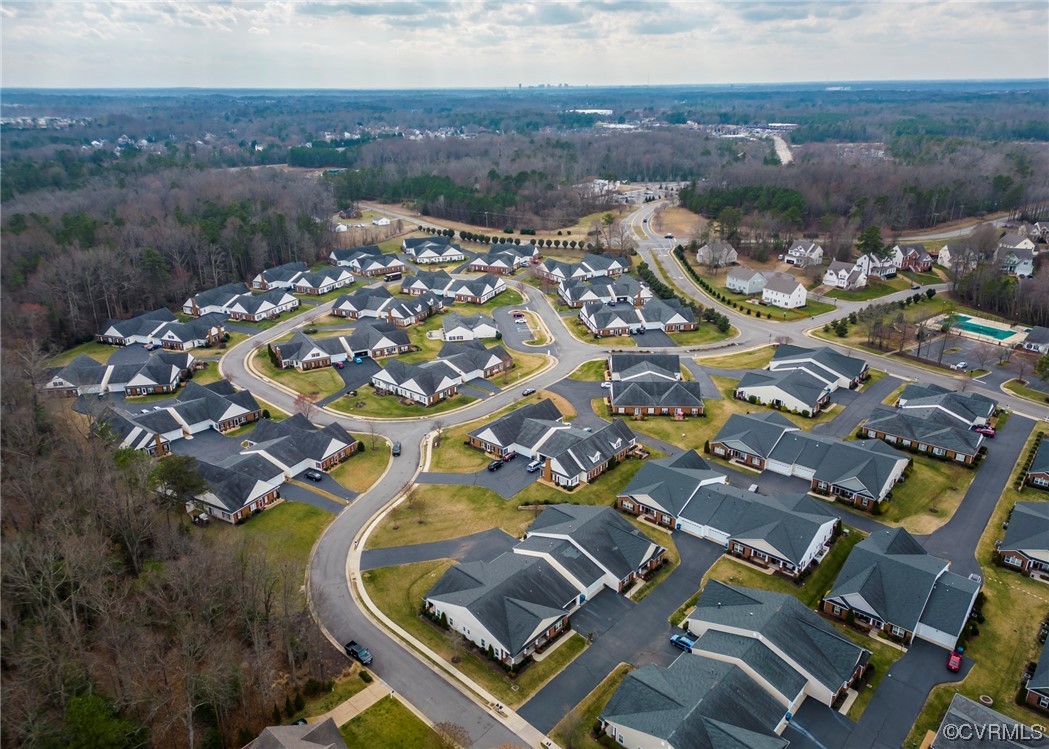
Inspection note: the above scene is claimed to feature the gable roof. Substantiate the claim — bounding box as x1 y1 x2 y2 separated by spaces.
618 450 725 517
467 398 564 448
770 344 868 383
608 353 680 381
935 694 1044 749
736 369 830 411
1001 502 1049 561
763 272 804 294
727 267 765 283
253 717 348 749
711 412 798 456
863 407 983 456
526 504 664 581
691 581 870 697
1025 326 1049 345
442 311 496 334
250 414 357 463
897 382 997 425
1030 638 1049 693
425 553 577 659
378 358 460 396
546 419 637 480
610 380 705 410
601 654 790 749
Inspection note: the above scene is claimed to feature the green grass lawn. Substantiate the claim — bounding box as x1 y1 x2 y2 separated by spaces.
697 272 837 321
368 458 650 549
901 269 943 285
191 364 224 385
487 349 552 388
827 279 907 302
398 313 449 364
48 339 117 367
568 317 636 348
668 325 737 346
256 398 288 420
340 696 439 746
1004 378 1049 404
328 390 477 419
329 444 390 494
292 286 357 304
880 452 976 534
905 442 1049 744
550 663 634 749
253 352 345 397
569 359 609 381
623 517 679 603
362 560 587 706
696 345 775 370
459 287 523 314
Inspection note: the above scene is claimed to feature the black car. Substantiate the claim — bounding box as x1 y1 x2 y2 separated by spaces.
392 442 402 457
304 469 324 482
487 460 504 472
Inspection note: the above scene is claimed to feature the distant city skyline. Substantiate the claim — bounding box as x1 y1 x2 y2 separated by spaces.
2 1 1047 89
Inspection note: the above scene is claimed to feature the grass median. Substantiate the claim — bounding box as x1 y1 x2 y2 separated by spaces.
329 443 391 494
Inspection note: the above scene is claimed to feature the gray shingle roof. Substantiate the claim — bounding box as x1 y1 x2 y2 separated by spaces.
250 413 356 463
691 581 870 698
737 369 830 411
863 407 983 456
693 629 808 702
467 398 563 448
526 504 663 582
771 344 868 383
934 693 1044 749
610 380 705 409
600 654 790 749
608 353 680 381
513 536 604 590
1030 638 1049 693
897 383 997 425
711 411 797 456
546 419 637 480
828 528 954 631
618 450 724 517
1029 442 1049 476
253 716 348 749
1025 326 1049 345
425 553 577 659
763 272 803 294
1001 501 1049 557
379 359 460 397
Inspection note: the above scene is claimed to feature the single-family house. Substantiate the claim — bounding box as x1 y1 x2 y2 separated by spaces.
1026 640 1049 713
557 275 651 308
343 321 413 358
608 353 681 382
291 268 354 295
822 260 867 290
1022 326 1049 354
403 237 466 264
1025 440 1049 489
371 359 462 405
995 245 1035 277
183 283 248 317
895 382 997 427
936 244 979 273
686 582 871 710
96 308 225 351
769 344 869 390
726 267 767 295
734 369 832 415
331 286 395 320
696 239 738 268
439 340 514 380
999 233 1037 252
785 240 824 268
537 253 627 282
271 332 346 370
330 244 381 267
253 717 347 749
710 412 909 508
225 289 300 322
403 269 453 297
615 450 727 529
442 312 499 341
855 252 897 279
170 381 264 434
467 250 521 275
861 407 983 464
193 458 282 524
998 502 1049 576
251 262 309 291
273 324 412 368
423 553 577 667
331 245 406 277
609 380 705 417
44 351 194 397
466 398 564 457
599 654 792 748
579 297 697 336
445 274 506 304
823 527 980 650
519 504 666 596
891 244 934 272
761 273 807 309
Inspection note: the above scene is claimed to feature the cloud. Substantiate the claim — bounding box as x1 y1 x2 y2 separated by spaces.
296 1 443 17
249 25 270 34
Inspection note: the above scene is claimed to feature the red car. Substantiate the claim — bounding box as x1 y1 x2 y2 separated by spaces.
947 651 963 672
973 425 996 438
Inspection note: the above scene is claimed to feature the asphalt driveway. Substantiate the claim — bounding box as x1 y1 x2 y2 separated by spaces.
632 329 675 347
813 375 904 439
360 528 517 571
279 482 344 514
416 460 539 499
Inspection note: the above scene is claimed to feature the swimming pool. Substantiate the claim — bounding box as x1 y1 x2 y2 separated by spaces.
953 315 1019 340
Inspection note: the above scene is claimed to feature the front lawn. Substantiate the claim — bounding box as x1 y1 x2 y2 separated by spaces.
191 363 224 385
487 349 552 388
48 339 116 367
879 452 976 533
827 280 906 302
668 325 737 346
253 352 345 397
329 444 390 494
362 560 587 707
460 287 524 314
697 272 837 321
696 345 775 370
398 313 450 364
328 391 477 419
569 359 608 381
569 317 636 348
623 517 679 603
901 269 944 285
1004 378 1049 404
288 672 369 723
340 695 439 747
550 664 634 749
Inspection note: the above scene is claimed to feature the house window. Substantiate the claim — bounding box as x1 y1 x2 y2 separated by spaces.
621 501 634 510
1034 476 1049 487
1041 696 1049 709
933 447 945 456
832 605 843 616
891 625 906 637
1003 556 1021 566
732 543 744 553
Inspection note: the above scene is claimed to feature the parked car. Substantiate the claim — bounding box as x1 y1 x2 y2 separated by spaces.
946 650 963 672
522 388 536 396
634 328 646 335
664 233 674 239
348 389 358 397
503 451 517 462
951 361 968 371
487 460 503 472
140 408 151 414
344 640 373 665
516 318 528 325
144 342 159 351
353 356 363 364
304 327 318 334
973 425 996 437
600 382 613 389
670 634 696 652
526 460 543 473
392 442 401 457
777 254 784 260
512 311 525 318
304 469 324 482
910 284 920 291
583 427 593 433
332 361 345 369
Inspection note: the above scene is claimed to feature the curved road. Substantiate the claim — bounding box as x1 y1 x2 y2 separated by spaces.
219 202 1047 746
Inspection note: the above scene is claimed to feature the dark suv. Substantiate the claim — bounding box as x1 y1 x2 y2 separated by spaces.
392 442 402 457
487 460 504 472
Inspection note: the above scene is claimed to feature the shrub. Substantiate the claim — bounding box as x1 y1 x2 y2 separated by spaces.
359 670 373 683
293 693 305 712
801 410 811 418
748 395 758 404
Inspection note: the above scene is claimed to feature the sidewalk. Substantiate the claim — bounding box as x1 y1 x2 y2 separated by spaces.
308 679 390 726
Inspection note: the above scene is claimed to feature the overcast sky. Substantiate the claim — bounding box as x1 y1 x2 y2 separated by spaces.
2 1 1047 89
